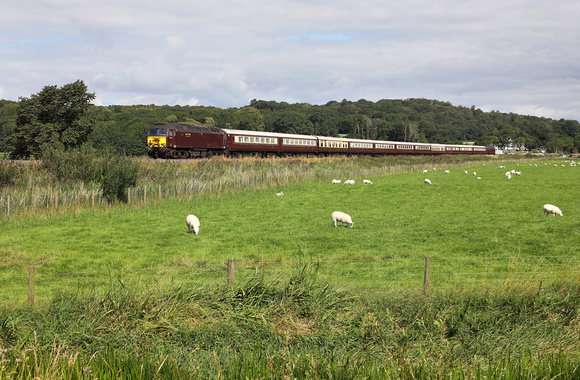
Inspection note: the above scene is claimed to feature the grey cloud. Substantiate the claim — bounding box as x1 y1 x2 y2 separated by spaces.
1 0 580 121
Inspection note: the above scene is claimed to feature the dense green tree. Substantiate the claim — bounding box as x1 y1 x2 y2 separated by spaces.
5 80 95 158
233 107 265 131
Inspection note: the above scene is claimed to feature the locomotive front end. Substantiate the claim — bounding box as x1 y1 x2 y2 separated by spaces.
146 128 168 158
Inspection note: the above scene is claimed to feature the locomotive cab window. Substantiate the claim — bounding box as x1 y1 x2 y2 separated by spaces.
149 129 167 136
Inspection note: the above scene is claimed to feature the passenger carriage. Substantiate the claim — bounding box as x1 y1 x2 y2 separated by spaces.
222 129 282 157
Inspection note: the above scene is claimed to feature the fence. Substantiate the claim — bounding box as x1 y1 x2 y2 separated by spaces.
2 256 579 307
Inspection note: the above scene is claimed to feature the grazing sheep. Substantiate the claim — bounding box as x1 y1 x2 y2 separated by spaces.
465 171 468 174
276 191 284 196
507 174 511 180
476 177 481 180
331 211 354 228
186 214 200 234
332 179 341 184
515 171 521 176
473 172 477 176
344 180 355 185
423 169 428 173
363 179 372 184
499 166 505 169
543 204 563 216
444 170 450 174
424 179 432 184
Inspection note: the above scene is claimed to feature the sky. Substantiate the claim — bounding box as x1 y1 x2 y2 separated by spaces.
2 0 580 121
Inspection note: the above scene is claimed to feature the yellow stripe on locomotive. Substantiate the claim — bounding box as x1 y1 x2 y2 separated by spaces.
147 135 166 148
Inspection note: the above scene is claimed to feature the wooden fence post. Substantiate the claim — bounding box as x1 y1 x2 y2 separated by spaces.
7 195 10 218
423 257 430 295
144 185 147 204
159 185 162 201
128 188 131 204
28 267 35 308
227 260 235 285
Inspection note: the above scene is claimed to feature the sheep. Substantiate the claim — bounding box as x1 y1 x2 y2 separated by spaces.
464 170 468 174
515 171 521 176
507 174 511 180
332 179 341 184
423 169 428 173
473 172 477 176
276 191 284 196
444 170 450 174
363 179 372 184
331 211 354 228
186 214 200 234
498 165 505 169
344 180 355 185
476 177 481 180
543 204 563 216
424 178 432 184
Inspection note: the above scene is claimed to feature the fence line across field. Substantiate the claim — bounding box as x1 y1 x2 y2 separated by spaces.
1 256 579 307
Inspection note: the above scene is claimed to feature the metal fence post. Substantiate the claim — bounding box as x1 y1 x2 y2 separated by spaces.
423 257 430 295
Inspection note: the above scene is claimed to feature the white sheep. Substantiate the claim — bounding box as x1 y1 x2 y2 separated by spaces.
424 179 432 184
464 171 468 174
186 214 200 234
499 166 505 169
473 172 477 176
331 211 354 228
423 169 428 173
276 191 284 196
543 204 563 216
507 174 511 180
363 179 372 184
444 170 450 174
344 180 355 185
332 179 341 184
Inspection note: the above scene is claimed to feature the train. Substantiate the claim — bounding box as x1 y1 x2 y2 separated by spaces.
146 123 495 159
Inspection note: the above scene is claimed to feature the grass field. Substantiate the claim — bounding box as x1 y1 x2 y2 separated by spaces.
1 158 577 270
2 155 580 379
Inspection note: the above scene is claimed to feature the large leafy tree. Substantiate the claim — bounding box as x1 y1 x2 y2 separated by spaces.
6 80 95 158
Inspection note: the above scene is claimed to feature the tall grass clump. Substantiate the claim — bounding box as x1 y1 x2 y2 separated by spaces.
41 146 139 203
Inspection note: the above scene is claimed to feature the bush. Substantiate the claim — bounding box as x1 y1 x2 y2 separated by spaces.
41 146 140 202
0 161 20 188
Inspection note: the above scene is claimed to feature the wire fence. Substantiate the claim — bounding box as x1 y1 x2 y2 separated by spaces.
2 256 580 307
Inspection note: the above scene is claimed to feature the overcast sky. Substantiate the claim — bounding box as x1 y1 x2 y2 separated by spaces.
2 0 580 121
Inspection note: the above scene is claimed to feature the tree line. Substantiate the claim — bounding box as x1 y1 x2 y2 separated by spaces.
1 80 579 158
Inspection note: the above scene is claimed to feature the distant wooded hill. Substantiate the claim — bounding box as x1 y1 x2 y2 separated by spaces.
1 98 579 155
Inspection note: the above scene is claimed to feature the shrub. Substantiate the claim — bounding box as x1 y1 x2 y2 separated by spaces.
41 146 140 202
0 161 20 188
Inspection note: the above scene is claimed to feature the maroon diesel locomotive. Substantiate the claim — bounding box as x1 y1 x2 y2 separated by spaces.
146 123 495 159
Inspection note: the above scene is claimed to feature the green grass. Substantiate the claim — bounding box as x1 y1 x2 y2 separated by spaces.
0 159 577 271
2 156 580 378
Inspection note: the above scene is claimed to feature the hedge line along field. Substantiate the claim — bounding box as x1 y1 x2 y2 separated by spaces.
0 158 577 276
